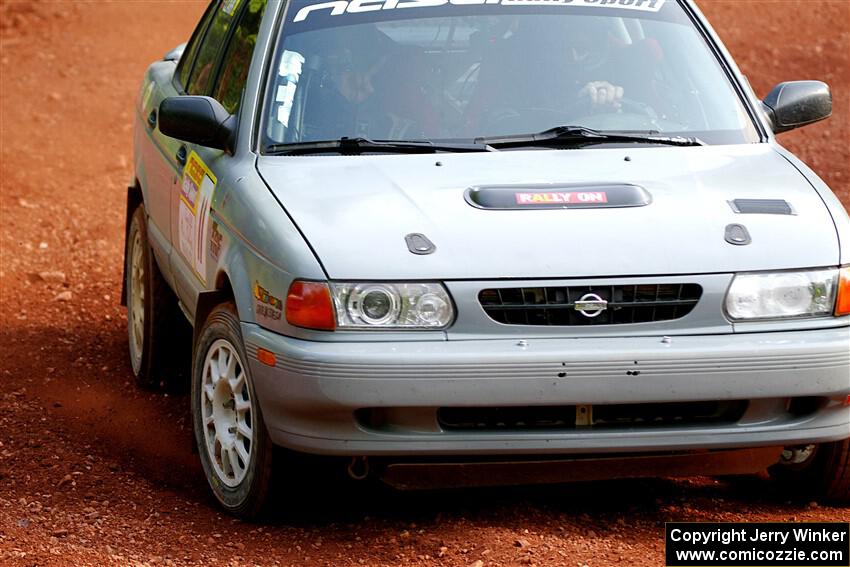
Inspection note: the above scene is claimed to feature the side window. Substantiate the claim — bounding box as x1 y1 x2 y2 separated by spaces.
176 2 217 90
213 0 268 115
187 1 240 96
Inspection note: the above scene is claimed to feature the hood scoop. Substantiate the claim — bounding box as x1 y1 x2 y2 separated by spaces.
465 184 652 210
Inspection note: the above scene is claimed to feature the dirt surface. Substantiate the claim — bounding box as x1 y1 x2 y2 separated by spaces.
0 1 848 566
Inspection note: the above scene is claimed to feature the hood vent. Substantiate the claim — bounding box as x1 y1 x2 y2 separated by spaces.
729 199 794 215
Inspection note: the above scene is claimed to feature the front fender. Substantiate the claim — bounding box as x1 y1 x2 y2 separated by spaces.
204 169 326 335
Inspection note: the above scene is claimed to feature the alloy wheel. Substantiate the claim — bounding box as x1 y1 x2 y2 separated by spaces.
200 339 254 487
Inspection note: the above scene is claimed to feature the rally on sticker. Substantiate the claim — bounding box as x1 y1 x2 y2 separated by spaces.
515 191 608 205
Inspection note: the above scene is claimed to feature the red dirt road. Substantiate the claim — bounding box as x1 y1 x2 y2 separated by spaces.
0 1 848 566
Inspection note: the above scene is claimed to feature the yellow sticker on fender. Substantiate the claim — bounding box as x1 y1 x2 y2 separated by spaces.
179 151 217 284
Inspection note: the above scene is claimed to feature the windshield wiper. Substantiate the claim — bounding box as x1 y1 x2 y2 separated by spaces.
266 137 496 155
475 126 705 149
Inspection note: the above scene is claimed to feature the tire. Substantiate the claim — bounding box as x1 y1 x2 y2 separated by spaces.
125 204 188 388
191 302 275 519
768 440 850 504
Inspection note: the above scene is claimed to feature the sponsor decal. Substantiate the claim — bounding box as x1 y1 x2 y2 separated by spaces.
515 191 608 205
465 183 651 209
209 221 224 262
254 281 283 321
178 151 217 284
293 0 665 23
274 50 305 128
180 153 210 208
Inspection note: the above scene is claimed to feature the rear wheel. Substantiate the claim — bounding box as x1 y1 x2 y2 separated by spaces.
125 204 187 388
192 302 275 519
768 440 850 504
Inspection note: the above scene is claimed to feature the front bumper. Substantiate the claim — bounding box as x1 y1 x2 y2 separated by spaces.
243 324 850 456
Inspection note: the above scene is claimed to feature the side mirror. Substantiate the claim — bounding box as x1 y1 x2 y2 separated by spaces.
158 96 235 152
762 81 832 134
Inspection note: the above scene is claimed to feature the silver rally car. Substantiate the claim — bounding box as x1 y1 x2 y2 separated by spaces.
126 0 850 516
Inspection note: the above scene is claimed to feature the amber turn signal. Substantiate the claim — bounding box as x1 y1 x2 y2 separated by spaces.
835 267 850 316
285 280 336 331
256 348 277 367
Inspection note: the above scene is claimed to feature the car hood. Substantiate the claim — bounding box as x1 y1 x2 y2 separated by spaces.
256 144 839 280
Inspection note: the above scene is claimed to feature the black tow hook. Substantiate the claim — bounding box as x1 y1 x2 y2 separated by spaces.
347 456 370 481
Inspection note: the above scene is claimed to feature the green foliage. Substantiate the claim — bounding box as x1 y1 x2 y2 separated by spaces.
216 0 267 114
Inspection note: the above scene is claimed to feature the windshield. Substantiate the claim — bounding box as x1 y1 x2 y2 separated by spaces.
263 0 759 150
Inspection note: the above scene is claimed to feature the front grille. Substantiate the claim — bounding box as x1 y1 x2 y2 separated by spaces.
437 401 748 431
479 283 702 326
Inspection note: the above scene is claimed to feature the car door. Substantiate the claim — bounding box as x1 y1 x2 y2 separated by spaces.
137 2 216 287
169 0 267 313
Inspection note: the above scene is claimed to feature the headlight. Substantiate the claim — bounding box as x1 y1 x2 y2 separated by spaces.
330 282 453 329
725 269 838 320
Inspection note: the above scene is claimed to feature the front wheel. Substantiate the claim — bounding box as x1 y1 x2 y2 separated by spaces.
768 440 850 504
192 302 275 518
